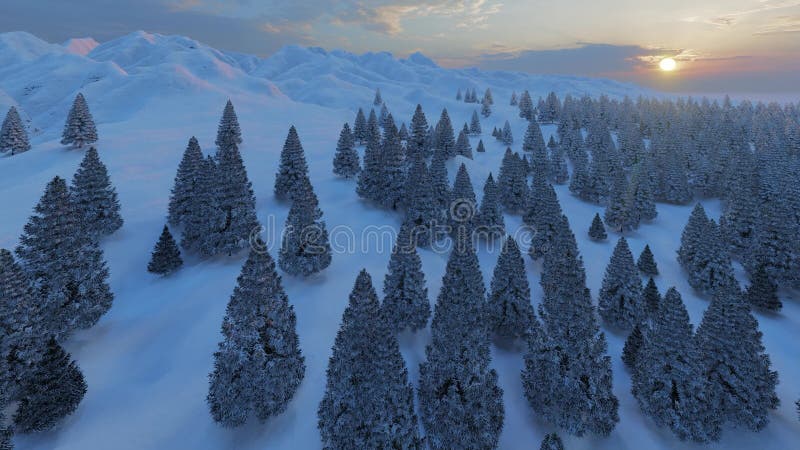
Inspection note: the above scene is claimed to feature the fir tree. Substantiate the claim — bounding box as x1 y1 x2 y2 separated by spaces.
274 126 310 201
470 110 482 135
13 338 86 433
481 96 492 118
373 88 383 106
630 158 658 222
319 270 422 449
456 88 462 101
539 433 564 450
604 170 636 232
510 91 518 106
684 217 736 295
497 149 528 213
214 99 242 151
548 137 569 184
643 277 661 317
278 178 332 276
70 146 123 237
745 264 781 311
181 156 225 256
622 324 643 369
409 104 429 159
147 225 183 275
16 177 113 340
518 90 534 121
398 121 409 141
382 223 431 332
434 109 455 158
0 400 11 449
677 203 709 272
353 108 367 144
501 120 513 145
476 139 486 153
168 137 204 227
211 142 259 256
419 235 504 449
332 123 360 178
633 288 720 443
488 236 535 340
599 237 644 330
356 112 384 203
637 245 659 276
0 106 30 154
483 88 494 105
588 213 607 241
429 148 450 217
380 103 391 129
475 173 505 241
61 93 97 148
208 245 305 426
454 129 473 159
695 285 779 432
378 118 406 210
449 164 477 239
522 121 546 156
527 183 564 261
403 155 439 247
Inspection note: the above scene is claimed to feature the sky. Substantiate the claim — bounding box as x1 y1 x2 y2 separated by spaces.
2 0 799 95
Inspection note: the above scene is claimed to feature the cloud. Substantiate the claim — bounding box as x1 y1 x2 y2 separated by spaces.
754 14 800 34
682 0 800 28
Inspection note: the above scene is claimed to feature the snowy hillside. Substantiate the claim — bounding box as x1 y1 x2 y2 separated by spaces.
0 31 798 450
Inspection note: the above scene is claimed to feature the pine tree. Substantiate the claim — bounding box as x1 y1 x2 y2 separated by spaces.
488 236 535 340
637 245 659 276
429 148 450 217
13 338 86 433
522 121 546 156
0 400 11 449
695 285 779 432
643 277 661 317
382 223 431 333
588 213 607 241
274 126 310 201
208 245 305 426
476 139 486 153
353 108 367 144
678 203 709 272
378 118 406 210
518 90 534 121
16 177 113 340
501 120 513 145
279 178 332 276
356 111 384 203
683 216 736 295
61 93 97 148
510 91 518 106
147 225 183 275
70 146 123 237
633 288 720 442
539 433 564 450
419 235 504 449
454 129 473 159
0 106 30 154
481 96 492 118
373 88 383 106
403 154 439 247
409 104 429 159
434 109 456 158
527 183 564 261
380 103 391 129
497 149 528 213
475 173 505 241
332 123 360 178
399 122 409 141
181 156 225 256
470 110 482 135
622 324 643 369
630 158 658 222
449 164 477 239
456 88 462 101
604 170 636 232
599 237 644 330
548 137 569 184
211 142 259 256
168 137 204 226
319 270 422 449
214 99 242 151
745 264 781 311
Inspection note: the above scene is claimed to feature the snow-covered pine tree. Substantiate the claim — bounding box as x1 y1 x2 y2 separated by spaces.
637 245 659 276
0 401 11 449
497 149 528 213
629 158 658 222
399 122 409 141
456 88 462 101
622 324 643 369
719 160 759 258
522 120 546 156
403 155 439 247
510 91 518 106
373 88 383 106
604 169 637 232
0 106 30 154
481 96 492 118
379 103 391 129
539 433 564 450
449 164 477 239
687 218 736 295
695 284 779 432
599 237 644 330
588 212 607 241
429 148 450 217
746 264 781 311
332 123 360 178
61 93 97 148
214 100 242 152
382 223 431 333
208 245 305 426
274 126 310 201
378 118 406 210
548 137 569 184
476 139 486 153
356 111 384 203
483 88 494 105
539 92 561 123
434 108 456 158
501 120 513 145
353 108 367 145
418 232 504 449
409 104 429 159
470 110 482 135
147 225 183 275
319 270 422 449
13 338 86 433
454 128 473 159
518 90 534 121
278 177 332 276
475 173 505 241
70 146 123 237
488 236 535 340
633 287 720 443
211 142 259 256
168 137 204 227
181 156 225 256
16 177 113 340
527 183 564 261
523 214 619 436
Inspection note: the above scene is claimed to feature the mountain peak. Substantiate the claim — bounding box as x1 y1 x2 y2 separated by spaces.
406 51 438 68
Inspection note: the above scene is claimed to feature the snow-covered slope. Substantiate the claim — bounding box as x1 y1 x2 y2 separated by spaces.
0 31 797 450
63 38 100 56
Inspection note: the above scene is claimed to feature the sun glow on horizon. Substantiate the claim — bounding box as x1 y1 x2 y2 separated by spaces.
659 57 677 71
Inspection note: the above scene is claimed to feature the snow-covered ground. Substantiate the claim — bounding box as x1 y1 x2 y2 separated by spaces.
0 31 798 450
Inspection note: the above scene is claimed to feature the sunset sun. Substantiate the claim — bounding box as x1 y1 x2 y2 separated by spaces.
659 57 677 71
